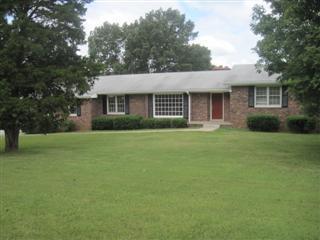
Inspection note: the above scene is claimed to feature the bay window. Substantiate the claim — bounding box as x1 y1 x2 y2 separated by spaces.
154 94 184 117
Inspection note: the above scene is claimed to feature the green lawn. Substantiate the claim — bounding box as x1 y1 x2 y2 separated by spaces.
0 129 319 240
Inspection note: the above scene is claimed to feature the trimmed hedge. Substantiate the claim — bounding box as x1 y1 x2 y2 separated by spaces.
171 118 188 128
92 116 113 130
113 115 143 130
141 118 187 129
286 115 316 133
247 115 280 132
92 115 188 130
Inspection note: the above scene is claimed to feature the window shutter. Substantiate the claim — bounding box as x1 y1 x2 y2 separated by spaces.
102 95 107 114
125 95 130 114
148 94 153 118
282 86 288 108
183 93 189 119
248 86 255 107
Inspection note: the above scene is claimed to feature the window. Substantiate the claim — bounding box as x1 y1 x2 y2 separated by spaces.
69 104 80 116
154 94 184 117
107 96 125 114
255 86 281 107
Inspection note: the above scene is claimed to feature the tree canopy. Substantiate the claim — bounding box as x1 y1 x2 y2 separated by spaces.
251 0 320 116
0 0 100 151
88 8 212 74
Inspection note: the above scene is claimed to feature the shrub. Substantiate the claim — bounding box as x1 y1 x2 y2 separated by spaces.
141 118 187 129
60 119 76 132
154 118 172 128
92 116 113 130
171 118 188 128
247 115 280 132
92 115 143 130
92 116 188 130
141 118 156 129
113 115 143 130
286 115 316 133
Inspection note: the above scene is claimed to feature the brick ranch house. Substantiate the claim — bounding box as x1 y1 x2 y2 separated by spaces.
70 64 301 130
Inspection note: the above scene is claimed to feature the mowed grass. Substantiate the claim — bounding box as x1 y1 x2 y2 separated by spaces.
0 129 319 240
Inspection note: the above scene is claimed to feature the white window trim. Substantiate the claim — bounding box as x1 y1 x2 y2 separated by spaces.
153 93 184 118
254 86 282 108
107 95 125 114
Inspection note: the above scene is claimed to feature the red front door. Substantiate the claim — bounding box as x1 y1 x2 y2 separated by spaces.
212 93 223 119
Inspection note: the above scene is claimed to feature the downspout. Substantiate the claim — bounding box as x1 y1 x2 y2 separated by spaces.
186 91 191 123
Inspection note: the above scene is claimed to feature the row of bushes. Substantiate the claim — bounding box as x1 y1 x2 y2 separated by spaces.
247 115 317 133
92 115 188 130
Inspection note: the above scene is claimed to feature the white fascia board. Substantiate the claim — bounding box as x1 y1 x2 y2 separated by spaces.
229 82 280 86
76 94 98 99
94 88 231 95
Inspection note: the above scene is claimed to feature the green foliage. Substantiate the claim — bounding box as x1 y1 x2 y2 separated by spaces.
251 0 320 117
171 118 188 128
92 116 114 130
140 118 157 129
141 118 188 129
92 116 188 130
153 118 172 128
247 115 280 132
60 119 77 132
286 115 316 133
0 1 99 149
177 44 212 71
88 8 212 74
92 115 143 130
113 115 143 130
22 119 76 134
88 22 125 75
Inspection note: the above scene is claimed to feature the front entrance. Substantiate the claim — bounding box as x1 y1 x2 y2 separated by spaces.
212 93 223 119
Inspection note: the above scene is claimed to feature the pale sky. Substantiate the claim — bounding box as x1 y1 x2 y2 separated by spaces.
79 0 267 67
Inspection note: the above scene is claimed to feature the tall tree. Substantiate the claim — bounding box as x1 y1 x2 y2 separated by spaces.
124 8 198 73
178 44 212 71
88 8 211 74
251 0 320 116
0 0 100 152
88 22 125 74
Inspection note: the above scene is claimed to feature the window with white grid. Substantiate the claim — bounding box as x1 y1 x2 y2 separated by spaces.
154 94 184 117
255 86 281 107
107 96 125 114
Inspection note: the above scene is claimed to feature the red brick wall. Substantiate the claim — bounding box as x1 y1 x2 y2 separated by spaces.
68 98 102 131
230 86 301 128
191 93 210 121
129 94 148 117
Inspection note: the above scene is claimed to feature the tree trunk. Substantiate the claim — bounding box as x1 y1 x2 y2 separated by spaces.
5 127 20 152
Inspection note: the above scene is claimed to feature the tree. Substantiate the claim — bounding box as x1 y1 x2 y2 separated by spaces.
88 8 212 74
88 22 125 74
178 44 212 71
124 8 198 73
0 0 100 152
251 0 320 116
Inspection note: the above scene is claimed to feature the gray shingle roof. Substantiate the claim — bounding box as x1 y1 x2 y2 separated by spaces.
81 64 279 98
